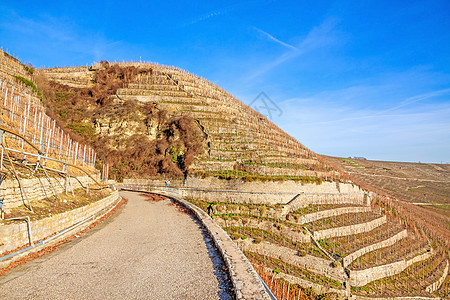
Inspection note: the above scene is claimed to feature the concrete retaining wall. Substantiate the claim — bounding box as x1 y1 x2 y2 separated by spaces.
1 176 95 210
0 190 119 255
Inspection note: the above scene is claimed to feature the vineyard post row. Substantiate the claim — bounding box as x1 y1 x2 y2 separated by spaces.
0 78 97 170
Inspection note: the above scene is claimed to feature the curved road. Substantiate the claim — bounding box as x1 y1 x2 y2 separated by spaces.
0 191 232 299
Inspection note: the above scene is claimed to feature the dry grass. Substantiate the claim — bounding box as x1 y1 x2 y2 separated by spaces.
3 188 111 222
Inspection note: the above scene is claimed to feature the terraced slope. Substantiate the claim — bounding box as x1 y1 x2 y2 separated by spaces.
182 188 449 299
40 63 341 182
325 156 450 244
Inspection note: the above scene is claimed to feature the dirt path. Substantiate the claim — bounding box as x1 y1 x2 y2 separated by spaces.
0 191 232 299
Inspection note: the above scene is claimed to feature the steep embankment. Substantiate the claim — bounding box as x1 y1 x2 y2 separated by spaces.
38 62 341 182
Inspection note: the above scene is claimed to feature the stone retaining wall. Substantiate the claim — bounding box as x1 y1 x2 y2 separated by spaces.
314 216 387 240
354 295 440 300
426 259 448 293
350 250 433 287
123 184 366 206
344 229 408 267
237 238 345 282
1 176 95 211
124 176 364 198
185 176 362 193
284 193 368 213
268 268 346 298
296 206 372 225
0 190 119 255
180 188 297 204
213 216 310 243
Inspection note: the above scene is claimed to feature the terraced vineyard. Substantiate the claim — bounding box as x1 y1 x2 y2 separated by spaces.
325 156 450 244
184 189 449 299
41 63 342 182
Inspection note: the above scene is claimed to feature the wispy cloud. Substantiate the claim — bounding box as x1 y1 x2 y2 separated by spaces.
277 80 450 162
253 27 297 50
1 12 73 43
248 18 339 80
187 0 273 26
290 88 450 127
383 88 450 113
190 10 226 25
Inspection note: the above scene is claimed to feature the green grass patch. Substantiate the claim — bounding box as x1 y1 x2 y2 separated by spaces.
14 76 41 97
342 158 363 168
67 123 96 140
195 170 324 184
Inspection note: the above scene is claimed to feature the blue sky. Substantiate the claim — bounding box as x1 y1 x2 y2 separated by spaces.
1 0 449 163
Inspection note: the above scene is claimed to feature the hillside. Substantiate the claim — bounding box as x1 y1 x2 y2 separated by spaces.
38 62 341 182
324 157 450 207
325 156 450 242
2 53 448 299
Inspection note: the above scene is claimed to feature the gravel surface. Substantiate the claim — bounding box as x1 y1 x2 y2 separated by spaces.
0 191 232 299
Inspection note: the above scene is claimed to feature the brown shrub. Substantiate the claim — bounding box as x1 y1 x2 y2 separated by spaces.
37 62 205 181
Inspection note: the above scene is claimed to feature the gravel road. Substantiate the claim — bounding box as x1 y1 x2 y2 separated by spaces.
0 191 232 299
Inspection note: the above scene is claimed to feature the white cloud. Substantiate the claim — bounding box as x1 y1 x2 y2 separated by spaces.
187 0 274 26
253 27 298 50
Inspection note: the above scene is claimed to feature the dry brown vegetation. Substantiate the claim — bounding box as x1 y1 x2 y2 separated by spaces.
4 188 111 221
36 62 205 180
141 193 167 202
